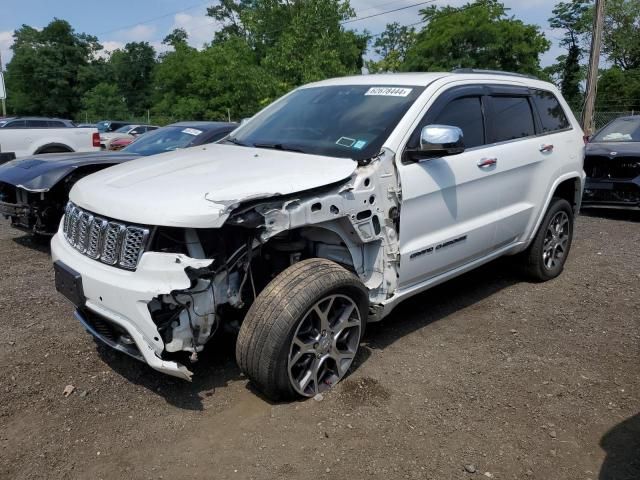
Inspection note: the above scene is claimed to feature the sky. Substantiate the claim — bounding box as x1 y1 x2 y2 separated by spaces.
0 0 565 69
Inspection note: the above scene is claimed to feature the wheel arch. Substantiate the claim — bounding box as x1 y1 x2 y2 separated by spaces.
34 143 74 154
528 172 584 244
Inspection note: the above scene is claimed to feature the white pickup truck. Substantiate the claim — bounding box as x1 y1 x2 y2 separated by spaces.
0 124 100 159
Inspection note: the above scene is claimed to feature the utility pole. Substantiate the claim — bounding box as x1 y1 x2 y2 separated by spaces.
581 0 606 135
0 50 6 117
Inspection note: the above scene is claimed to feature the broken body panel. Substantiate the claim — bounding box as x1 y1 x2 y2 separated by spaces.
51 145 402 380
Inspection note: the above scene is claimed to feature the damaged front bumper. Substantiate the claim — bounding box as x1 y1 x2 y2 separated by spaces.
51 230 213 381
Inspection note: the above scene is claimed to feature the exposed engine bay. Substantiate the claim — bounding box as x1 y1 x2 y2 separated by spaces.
145 148 401 364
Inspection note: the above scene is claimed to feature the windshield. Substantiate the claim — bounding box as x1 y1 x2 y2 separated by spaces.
592 117 640 143
122 125 204 155
114 125 134 133
96 121 111 132
229 85 425 160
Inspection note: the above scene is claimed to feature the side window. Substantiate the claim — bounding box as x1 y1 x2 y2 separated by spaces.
47 120 65 128
6 120 26 128
488 96 536 143
130 128 142 135
27 120 49 128
532 90 570 133
433 96 485 148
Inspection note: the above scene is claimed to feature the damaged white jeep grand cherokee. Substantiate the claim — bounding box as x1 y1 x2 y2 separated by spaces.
51 71 585 400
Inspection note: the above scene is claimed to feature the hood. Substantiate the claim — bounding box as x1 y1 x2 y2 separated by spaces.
0 151 140 192
586 142 640 157
70 144 357 228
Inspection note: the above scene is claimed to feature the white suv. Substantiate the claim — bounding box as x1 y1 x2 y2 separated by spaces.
51 71 585 400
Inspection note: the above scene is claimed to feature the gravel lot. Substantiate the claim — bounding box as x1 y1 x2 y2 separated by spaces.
0 212 638 480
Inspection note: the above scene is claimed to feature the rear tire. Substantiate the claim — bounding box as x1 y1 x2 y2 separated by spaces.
236 258 368 401
522 197 574 281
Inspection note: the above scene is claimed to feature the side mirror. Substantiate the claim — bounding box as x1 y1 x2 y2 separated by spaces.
419 125 465 157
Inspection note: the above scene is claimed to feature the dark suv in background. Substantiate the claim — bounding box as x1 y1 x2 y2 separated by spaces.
0 117 76 128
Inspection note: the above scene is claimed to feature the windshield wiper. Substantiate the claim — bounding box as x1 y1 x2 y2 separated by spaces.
253 142 306 154
224 137 251 147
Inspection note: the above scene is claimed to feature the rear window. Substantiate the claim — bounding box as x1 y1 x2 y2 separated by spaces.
489 96 536 143
592 116 640 142
533 91 570 133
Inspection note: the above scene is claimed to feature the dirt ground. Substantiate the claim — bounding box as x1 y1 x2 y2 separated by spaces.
0 212 638 480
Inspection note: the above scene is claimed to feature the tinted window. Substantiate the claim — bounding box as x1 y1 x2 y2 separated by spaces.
533 91 570 133
4 120 26 128
433 96 485 148
47 120 66 128
27 120 49 128
230 85 425 161
489 96 536 142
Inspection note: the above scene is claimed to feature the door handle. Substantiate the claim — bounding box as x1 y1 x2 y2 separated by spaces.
540 144 554 153
477 157 497 168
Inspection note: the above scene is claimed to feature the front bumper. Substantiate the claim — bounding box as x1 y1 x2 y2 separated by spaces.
582 177 640 210
51 230 213 380
0 200 39 232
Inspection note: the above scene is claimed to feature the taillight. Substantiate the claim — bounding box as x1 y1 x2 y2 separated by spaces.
92 132 101 147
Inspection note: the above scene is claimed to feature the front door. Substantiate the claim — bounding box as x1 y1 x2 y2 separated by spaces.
396 86 504 289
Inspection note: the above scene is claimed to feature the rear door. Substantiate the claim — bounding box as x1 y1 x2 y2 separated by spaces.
482 88 542 246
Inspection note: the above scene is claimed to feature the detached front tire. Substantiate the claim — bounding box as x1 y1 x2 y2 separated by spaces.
522 197 574 281
236 258 368 401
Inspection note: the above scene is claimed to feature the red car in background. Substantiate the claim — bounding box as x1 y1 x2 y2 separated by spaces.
108 137 135 151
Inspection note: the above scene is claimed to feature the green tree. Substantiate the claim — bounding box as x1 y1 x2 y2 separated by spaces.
403 0 550 76
109 42 157 115
4 19 102 117
601 0 640 70
366 22 416 73
153 36 278 120
207 0 368 91
162 28 189 48
547 1 590 107
81 82 128 120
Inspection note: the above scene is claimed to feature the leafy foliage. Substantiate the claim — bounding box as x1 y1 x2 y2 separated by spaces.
81 82 128 120
402 0 550 76
5 19 102 117
546 1 590 108
109 42 157 115
601 0 640 70
366 23 416 73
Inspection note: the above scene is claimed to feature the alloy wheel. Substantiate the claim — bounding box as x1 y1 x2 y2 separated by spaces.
287 294 361 397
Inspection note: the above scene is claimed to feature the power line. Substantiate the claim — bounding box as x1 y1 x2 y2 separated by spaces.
341 0 436 24
98 1 211 36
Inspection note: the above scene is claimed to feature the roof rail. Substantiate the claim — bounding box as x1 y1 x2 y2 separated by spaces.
452 68 540 81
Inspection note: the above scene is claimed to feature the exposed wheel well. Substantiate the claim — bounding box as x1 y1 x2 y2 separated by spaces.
34 144 74 154
552 177 581 213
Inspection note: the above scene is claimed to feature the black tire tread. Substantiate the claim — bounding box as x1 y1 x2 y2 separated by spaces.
522 197 574 281
236 258 366 400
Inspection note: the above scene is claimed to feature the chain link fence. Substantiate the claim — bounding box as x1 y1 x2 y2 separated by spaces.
593 111 638 129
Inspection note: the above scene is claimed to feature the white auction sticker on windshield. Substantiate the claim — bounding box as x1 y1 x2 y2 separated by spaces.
365 87 413 97
182 128 203 136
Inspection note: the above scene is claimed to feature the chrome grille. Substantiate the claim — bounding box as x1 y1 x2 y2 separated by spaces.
62 202 149 270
